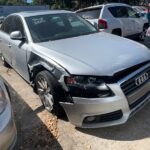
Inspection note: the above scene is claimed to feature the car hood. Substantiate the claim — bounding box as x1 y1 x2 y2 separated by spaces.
33 32 150 76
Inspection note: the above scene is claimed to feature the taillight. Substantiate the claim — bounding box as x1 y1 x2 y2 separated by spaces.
98 19 108 29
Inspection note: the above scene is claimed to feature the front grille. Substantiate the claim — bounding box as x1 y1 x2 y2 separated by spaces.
121 66 150 96
121 65 150 109
129 91 150 109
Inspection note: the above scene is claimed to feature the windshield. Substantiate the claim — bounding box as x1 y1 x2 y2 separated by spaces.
25 13 98 42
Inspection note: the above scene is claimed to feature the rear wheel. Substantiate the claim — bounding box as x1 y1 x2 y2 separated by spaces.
112 29 122 36
138 25 148 41
35 70 64 116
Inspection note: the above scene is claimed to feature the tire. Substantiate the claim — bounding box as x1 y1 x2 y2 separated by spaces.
112 29 121 36
1 56 11 68
35 70 64 116
138 25 148 41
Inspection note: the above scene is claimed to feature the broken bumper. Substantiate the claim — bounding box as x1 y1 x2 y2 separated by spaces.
60 83 150 128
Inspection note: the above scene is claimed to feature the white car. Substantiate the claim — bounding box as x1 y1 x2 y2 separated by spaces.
76 3 149 40
132 5 147 14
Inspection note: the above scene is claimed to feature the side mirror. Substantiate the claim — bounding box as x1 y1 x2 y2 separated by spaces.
10 31 23 40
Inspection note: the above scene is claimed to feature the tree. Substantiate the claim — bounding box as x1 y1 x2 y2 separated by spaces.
32 0 52 5
0 0 26 5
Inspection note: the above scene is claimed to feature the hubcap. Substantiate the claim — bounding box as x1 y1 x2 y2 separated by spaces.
37 77 54 111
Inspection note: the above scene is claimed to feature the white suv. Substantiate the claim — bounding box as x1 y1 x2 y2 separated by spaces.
76 3 149 40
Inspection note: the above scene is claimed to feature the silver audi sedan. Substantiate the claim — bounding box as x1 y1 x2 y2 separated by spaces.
0 78 17 150
1 10 150 128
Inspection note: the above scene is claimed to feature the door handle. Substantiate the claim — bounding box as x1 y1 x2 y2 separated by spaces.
8 44 12 48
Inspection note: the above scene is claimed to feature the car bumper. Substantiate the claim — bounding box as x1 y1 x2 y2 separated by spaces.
0 105 17 150
99 29 112 33
61 82 150 128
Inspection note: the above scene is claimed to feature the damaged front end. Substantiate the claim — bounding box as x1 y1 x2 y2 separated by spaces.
64 76 114 98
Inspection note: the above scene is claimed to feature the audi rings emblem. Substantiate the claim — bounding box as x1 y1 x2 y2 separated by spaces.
135 73 149 86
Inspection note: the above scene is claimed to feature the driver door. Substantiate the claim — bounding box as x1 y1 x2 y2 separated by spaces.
9 16 30 81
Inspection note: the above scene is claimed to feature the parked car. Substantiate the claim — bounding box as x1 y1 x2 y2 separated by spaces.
0 78 17 149
132 5 148 14
132 6 150 25
76 3 149 40
139 12 150 25
1 10 150 128
144 26 150 46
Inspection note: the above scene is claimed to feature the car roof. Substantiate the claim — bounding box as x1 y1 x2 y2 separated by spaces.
77 3 129 12
11 10 73 17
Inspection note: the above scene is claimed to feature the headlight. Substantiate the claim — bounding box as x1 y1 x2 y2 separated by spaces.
65 76 114 98
0 86 7 114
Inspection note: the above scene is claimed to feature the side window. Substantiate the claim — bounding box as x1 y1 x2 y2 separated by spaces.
77 8 101 19
1 16 13 34
12 16 25 36
1 16 25 36
109 6 128 18
108 7 118 17
68 15 85 28
127 7 137 18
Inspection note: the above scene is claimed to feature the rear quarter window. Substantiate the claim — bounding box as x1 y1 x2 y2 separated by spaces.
108 6 128 18
77 8 101 19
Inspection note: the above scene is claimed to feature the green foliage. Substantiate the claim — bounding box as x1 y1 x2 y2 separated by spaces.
0 0 26 5
0 0 148 8
48 0 150 10
50 0 68 9
32 0 51 5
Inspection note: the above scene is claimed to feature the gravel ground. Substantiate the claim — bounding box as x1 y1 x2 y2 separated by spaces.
0 39 150 150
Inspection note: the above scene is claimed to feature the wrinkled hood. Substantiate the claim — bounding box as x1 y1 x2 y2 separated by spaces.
32 32 150 76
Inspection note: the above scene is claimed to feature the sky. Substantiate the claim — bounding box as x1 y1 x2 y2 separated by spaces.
27 0 32 3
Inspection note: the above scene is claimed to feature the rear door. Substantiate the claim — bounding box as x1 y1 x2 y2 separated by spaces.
77 7 101 28
108 6 133 36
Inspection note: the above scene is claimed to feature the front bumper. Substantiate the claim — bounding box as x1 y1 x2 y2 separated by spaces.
60 82 150 128
0 104 17 150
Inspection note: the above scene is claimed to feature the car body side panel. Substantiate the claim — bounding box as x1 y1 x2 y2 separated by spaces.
0 32 13 65
11 40 30 82
27 51 70 91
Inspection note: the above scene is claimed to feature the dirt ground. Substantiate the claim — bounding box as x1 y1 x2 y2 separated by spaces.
0 41 150 150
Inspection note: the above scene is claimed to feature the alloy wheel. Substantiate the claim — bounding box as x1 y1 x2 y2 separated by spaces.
37 76 54 112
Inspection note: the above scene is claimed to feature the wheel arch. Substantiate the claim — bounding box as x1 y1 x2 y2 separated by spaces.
143 23 149 29
27 52 70 92
112 28 122 36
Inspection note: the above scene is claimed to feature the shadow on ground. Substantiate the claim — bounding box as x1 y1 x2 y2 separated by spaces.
4 79 63 150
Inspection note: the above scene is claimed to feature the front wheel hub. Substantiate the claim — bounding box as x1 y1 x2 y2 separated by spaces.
37 77 54 111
